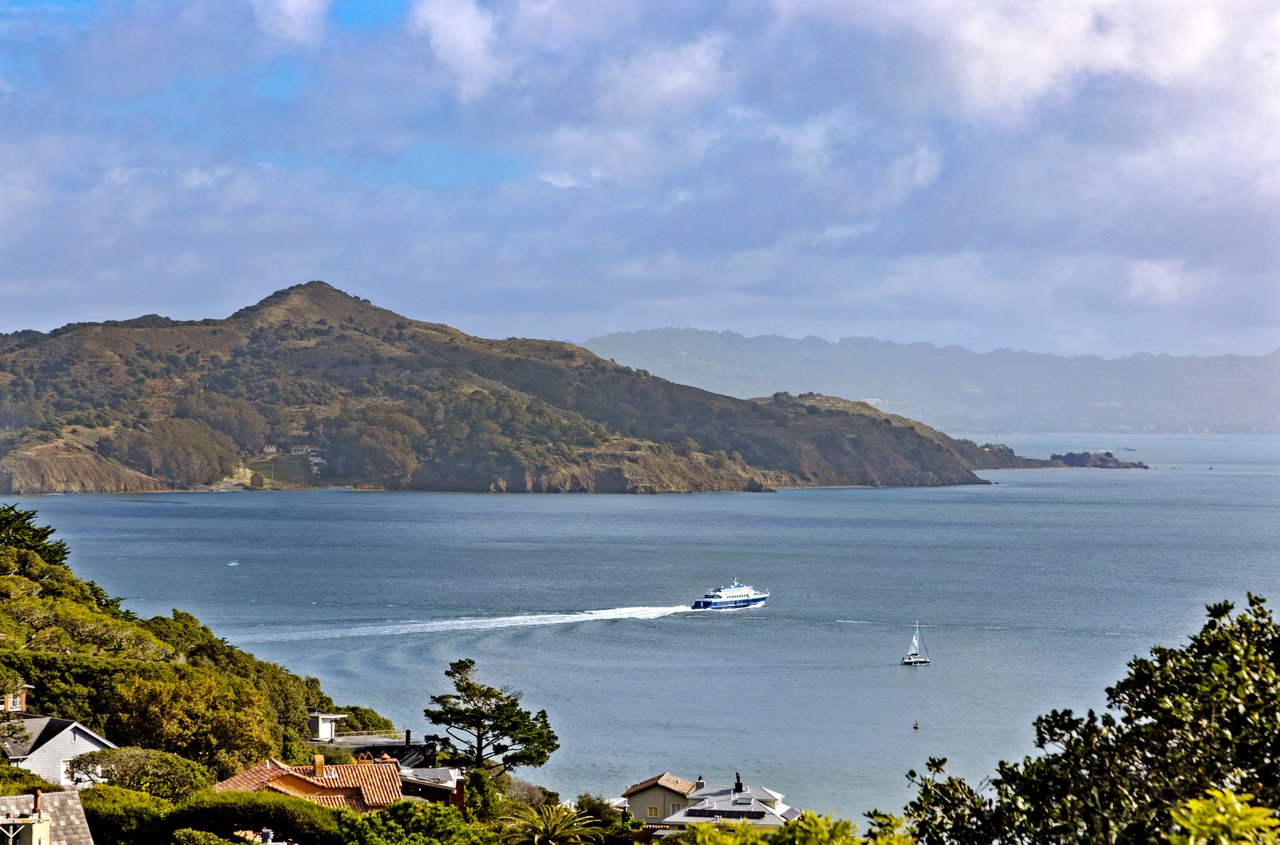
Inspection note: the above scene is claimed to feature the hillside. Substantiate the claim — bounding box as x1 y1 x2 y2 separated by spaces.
0 503 388 778
0 282 1043 494
584 329 1280 433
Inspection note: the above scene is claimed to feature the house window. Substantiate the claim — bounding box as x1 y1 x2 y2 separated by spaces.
647 807 660 818
670 802 682 813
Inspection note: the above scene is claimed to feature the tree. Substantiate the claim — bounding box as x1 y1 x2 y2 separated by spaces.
1167 790 1278 845
0 503 69 566
67 747 213 801
424 659 559 777
685 813 916 845
340 800 493 845
499 803 604 845
103 674 276 778
465 768 502 824
902 595 1280 843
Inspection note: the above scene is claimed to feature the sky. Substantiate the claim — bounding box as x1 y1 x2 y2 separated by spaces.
0 0 1276 356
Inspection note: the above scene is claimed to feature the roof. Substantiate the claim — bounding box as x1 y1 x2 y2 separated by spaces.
1 717 115 760
0 792 96 845
401 767 462 788
689 784 784 802
214 759 402 813
622 772 696 798
664 783 799 828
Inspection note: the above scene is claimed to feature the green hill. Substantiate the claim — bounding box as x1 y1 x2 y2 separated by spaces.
0 282 1042 494
0 504 388 779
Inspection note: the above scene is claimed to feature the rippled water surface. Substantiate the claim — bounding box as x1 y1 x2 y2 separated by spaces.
14 434 1279 816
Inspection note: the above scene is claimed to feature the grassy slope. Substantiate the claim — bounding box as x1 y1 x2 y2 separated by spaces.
0 282 1040 494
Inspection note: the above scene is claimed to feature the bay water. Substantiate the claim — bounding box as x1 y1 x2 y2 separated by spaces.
12 434 1279 818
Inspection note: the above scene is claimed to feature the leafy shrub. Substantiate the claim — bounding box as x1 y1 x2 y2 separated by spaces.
163 790 344 845
81 784 173 845
68 746 213 801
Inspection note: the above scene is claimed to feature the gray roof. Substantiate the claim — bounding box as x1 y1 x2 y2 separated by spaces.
2 717 75 759
1 717 115 761
401 767 462 787
688 784 784 802
664 784 796 828
0 792 96 845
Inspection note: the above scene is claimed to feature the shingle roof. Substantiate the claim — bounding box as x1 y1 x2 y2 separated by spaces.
622 772 696 798
214 759 402 812
0 792 96 845
1 717 116 761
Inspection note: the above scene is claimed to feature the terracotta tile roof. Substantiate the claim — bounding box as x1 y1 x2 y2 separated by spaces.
622 772 695 798
214 759 402 811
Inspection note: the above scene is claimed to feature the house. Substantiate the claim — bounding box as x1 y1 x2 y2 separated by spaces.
308 711 347 742
662 773 801 830
620 772 696 825
399 765 465 808
0 790 96 845
214 756 402 813
1 717 116 788
3 684 33 713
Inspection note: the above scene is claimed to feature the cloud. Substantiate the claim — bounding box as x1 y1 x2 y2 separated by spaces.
599 34 732 119
408 0 505 100
1126 259 1208 308
249 0 334 47
0 0 1274 356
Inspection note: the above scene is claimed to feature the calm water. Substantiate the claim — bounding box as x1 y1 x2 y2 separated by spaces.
12 434 1279 818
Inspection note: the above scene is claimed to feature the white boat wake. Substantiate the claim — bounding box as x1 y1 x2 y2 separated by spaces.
233 605 692 643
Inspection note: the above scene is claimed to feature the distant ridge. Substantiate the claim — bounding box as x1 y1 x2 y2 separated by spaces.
584 329 1280 433
0 282 1047 494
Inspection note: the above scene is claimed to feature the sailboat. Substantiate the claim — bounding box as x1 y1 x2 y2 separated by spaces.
901 620 931 666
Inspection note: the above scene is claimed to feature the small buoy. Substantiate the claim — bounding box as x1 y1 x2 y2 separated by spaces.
913 721 919 730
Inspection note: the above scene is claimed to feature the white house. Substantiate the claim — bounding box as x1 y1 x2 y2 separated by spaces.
2 717 116 788
662 773 802 830
308 711 347 741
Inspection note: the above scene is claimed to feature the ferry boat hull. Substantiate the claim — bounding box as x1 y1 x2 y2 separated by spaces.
691 579 769 610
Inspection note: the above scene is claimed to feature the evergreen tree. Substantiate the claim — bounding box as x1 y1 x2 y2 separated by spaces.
424 659 559 777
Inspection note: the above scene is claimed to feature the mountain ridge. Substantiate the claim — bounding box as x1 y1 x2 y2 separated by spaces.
0 282 1045 494
584 328 1280 433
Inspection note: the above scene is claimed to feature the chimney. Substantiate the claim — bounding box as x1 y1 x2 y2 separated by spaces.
695 775 705 791
32 788 42 814
313 754 325 778
734 773 743 794
405 729 412 746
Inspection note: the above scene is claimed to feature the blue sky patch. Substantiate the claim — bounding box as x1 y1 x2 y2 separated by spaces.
330 0 412 30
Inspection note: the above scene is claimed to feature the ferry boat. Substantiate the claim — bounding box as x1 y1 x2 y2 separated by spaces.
692 579 769 610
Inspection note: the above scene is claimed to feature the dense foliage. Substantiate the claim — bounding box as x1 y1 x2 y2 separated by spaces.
67 746 214 800
342 801 495 845
425 659 560 776
498 803 604 845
